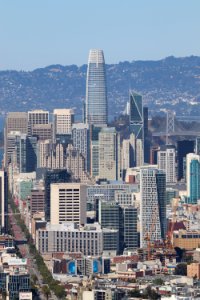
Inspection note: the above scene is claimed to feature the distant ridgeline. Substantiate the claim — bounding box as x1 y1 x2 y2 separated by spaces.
0 56 200 119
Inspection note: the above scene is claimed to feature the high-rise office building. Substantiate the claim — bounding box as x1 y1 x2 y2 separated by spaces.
158 145 176 184
186 153 200 204
177 140 194 181
72 123 90 172
7 132 37 173
99 127 121 181
85 49 108 126
31 123 53 141
53 109 74 138
0 171 8 234
44 169 71 222
30 187 45 216
123 206 138 250
28 110 49 126
129 91 143 140
90 126 101 178
4 112 28 167
140 167 166 248
129 91 144 166
50 183 87 226
66 144 89 183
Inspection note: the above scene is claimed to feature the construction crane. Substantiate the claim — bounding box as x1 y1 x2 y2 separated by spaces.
165 198 179 250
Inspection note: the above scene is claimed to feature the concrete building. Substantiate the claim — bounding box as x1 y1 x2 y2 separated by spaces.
158 145 176 184
50 183 87 226
31 123 53 141
66 144 89 183
53 108 74 137
28 110 49 126
30 187 45 216
36 223 103 256
140 167 166 247
99 127 120 181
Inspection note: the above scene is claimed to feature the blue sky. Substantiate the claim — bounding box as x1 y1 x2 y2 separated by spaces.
0 0 200 70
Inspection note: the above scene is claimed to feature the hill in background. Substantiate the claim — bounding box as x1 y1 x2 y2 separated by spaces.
1 56 200 120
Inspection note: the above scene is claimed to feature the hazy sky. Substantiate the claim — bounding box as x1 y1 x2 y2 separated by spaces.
0 0 200 70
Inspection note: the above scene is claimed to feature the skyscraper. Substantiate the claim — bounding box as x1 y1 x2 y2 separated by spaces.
50 183 87 226
85 49 108 126
72 123 90 172
158 145 176 184
177 140 194 181
129 91 143 140
4 112 28 167
140 167 166 248
53 109 74 139
99 127 121 181
129 91 144 166
186 153 200 204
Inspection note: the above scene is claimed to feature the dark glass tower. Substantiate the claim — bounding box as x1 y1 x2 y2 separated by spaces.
85 49 108 126
177 140 194 180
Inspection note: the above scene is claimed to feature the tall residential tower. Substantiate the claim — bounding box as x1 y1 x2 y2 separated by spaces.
85 49 108 126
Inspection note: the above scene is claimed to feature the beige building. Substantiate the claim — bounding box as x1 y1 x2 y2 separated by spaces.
31 123 53 141
28 110 49 126
53 108 74 137
99 127 121 181
187 263 200 279
173 230 200 250
50 183 87 226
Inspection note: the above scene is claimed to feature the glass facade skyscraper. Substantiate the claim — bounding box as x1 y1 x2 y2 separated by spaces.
85 49 108 126
129 91 143 140
186 153 200 204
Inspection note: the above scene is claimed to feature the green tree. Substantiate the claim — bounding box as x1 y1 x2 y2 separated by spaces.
128 289 141 298
152 278 164 286
42 285 51 300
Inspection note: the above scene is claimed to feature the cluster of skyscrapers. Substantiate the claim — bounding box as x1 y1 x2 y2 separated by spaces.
2 49 200 298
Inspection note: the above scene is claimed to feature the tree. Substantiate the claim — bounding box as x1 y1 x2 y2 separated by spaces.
42 285 51 300
152 278 164 286
128 289 141 298
144 286 161 299
174 263 187 276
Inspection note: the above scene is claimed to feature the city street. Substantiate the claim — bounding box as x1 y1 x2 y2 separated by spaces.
8 205 58 300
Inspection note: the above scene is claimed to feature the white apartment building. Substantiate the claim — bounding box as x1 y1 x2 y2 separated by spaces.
53 109 74 136
50 183 87 226
157 146 176 183
36 223 103 256
140 167 166 248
